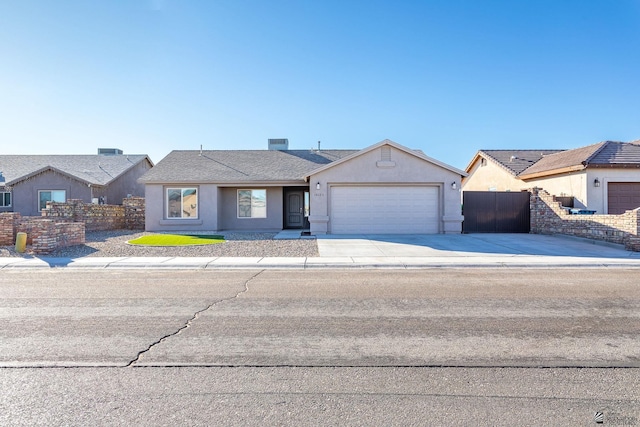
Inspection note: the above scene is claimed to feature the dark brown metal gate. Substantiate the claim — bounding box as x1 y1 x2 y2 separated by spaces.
462 191 530 233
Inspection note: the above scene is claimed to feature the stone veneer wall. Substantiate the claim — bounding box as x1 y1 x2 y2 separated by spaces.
530 188 640 251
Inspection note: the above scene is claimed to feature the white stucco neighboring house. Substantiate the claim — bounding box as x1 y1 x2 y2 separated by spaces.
462 140 640 214
139 139 467 234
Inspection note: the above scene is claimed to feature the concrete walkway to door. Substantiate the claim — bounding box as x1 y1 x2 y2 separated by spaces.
316 233 640 259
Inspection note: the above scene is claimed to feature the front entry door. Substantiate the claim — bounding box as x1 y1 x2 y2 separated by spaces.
285 191 304 228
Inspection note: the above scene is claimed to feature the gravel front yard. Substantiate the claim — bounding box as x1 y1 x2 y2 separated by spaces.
0 230 319 258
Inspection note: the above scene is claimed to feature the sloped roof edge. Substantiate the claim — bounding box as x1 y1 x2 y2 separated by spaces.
304 139 467 179
6 166 96 187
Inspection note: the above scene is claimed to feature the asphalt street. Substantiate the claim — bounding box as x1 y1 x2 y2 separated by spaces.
1 269 639 425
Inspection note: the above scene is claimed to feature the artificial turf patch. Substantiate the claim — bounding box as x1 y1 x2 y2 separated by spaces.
127 234 225 246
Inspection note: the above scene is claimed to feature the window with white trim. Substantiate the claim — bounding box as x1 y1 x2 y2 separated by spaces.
0 191 10 207
39 190 66 210
237 189 267 218
166 188 198 218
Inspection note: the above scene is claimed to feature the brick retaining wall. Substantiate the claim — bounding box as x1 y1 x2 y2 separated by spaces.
530 188 640 251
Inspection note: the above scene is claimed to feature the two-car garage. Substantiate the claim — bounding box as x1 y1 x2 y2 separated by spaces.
306 140 466 235
329 185 440 234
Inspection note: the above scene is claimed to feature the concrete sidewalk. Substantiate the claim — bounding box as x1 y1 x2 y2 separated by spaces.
2 233 640 269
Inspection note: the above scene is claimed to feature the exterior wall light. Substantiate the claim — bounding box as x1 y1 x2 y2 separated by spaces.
594 178 600 188
316 182 321 190
451 182 458 190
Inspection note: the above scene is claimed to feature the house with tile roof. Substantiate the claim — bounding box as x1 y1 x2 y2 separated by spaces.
0 150 153 216
139 139 467 235
463 141 640 214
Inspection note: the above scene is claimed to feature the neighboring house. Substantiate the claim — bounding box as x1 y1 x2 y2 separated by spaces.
463 149 564 192
463 141 640 214
139 139 467 234
0 149 153 216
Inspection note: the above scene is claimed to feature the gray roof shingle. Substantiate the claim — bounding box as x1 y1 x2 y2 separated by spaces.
139 149 360 183
0 154 151 186
478 150 565 175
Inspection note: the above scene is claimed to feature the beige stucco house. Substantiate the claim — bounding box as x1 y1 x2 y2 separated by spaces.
139 139 467 234
463 141 640 214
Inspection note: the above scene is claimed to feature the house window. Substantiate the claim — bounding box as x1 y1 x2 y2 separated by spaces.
0 192 10 207
39 190 66 210
238 189 267 218
166 188 198 218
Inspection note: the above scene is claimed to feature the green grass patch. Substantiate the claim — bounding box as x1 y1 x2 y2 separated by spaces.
127 234 225 246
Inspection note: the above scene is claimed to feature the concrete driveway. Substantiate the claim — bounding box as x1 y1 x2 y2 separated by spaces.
316 233 640 259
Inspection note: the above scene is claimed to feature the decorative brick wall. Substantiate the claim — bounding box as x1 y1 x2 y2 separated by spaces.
1 197 144 253
0 212 22 246
17 219 86 254
530 188 640 251
42 199 126 231
42 197 145 231
123 197 145 230
0 216 87 254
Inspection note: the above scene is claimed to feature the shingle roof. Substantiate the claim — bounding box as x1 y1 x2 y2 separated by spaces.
517 141 640 178
517 142 605 177
0 154 151 186
478 150 565 175
139 149 360 183
587 141 640 166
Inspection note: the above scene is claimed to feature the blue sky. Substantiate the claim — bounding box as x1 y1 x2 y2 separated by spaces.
1 0 639 169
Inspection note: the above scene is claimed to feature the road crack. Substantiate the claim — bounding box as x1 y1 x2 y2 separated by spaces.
126 270 262 367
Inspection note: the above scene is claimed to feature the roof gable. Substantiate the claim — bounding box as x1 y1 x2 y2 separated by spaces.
305 139 467 178
0 154 151 186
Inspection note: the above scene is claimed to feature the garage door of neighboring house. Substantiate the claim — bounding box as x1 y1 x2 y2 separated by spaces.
330 186 439 234
462 191 530 233
608 182 640 214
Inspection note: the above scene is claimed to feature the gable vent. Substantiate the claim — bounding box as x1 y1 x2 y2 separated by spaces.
268 139 289 150
377 146 396 168
381 146 392 161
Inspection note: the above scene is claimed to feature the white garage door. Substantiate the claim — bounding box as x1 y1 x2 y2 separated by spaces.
330 186 439 234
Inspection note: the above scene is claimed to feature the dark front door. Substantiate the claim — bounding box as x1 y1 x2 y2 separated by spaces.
285 190 304 228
